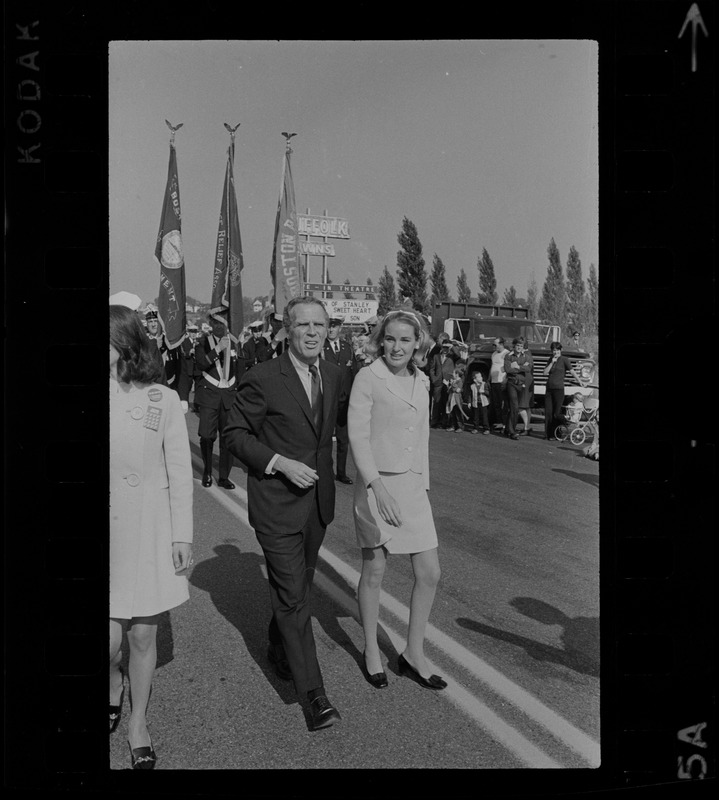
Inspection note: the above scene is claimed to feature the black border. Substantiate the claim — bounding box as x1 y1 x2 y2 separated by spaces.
4 1 715 795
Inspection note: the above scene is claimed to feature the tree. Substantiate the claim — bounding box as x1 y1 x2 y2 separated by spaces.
429 253 451 307
343 277 353 299
396 216 429 313
502 285 518 306
477 248 498 304
587 262 599 334
366 276 374 287
526 273 538 319
537 238 566 327
565 245 586 332
456 268 471 302
377 265 397 316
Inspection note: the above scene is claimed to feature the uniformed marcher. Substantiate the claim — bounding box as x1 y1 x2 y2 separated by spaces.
194 310 245 488
242 319 272 370
322 316 357 484
144 308 192 411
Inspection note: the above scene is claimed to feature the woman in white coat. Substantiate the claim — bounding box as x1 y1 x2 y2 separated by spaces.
109 304 193 768
348 309 447 691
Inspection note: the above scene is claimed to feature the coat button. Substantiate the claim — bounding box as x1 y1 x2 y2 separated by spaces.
406 446 413 452
130 406 144 420
408 426 415 431
126 474 140 487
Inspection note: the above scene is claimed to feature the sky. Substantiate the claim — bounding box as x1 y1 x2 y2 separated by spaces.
109 40 598 308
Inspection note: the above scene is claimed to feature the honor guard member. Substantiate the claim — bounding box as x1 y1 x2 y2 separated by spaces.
322 316 357 484
194 310 245 488
145 308 192 412
242 319 272 370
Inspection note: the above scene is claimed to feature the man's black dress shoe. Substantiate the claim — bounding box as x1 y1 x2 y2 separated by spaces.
397 653 447 690
128 741 156 769
217 478 235 490
362 652 388 689
109 668 125 734
267 645 292 681
308 695 341 730
335 474 353 484
201 474 213 487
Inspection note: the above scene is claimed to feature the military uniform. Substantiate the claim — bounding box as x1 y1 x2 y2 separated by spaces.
194 331 245 487
242 324 273 370
321 322 358 483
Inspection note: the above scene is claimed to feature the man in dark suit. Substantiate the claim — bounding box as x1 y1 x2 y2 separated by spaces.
321 316 357 484
224 296 344 730
194 310 245 489
429 340 457 428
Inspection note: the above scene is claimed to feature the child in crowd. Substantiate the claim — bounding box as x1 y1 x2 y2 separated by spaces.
445 365 468 431
470 371 490 434
566 392 584 423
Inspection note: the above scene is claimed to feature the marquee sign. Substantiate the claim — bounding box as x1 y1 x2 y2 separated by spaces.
322 298 378 325
297 214 350 239
300 241 336 257
305 283 375 294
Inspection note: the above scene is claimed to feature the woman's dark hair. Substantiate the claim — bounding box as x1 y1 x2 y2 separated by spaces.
110 304 163 385
550 341 562 351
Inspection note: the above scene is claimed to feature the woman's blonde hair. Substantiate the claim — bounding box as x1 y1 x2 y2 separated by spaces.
365 308 430 369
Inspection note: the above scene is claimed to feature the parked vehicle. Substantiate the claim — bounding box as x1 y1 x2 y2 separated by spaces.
430 301 596 408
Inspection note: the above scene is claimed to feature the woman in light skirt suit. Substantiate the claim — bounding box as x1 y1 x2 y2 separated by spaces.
109 304 193 768
348 309 447 691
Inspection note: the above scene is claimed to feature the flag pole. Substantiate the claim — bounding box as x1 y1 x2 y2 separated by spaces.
222 122 240 381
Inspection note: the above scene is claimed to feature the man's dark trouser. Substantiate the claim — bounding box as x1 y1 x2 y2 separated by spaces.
198 400 233 479
255 496 326 697
505 382 522 435
544 387 565 439
431 384 448 427
335 421 350 478
490 382 507 427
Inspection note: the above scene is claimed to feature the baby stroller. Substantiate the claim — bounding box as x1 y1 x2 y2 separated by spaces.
555 395 599 446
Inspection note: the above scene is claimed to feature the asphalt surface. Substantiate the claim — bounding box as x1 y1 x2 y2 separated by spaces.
110 405 599 771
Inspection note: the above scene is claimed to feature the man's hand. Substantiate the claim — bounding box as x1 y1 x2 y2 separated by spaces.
275 456 319 489
180 400 188 414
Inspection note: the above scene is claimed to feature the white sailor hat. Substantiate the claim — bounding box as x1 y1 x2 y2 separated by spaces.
109 291 142 311
249 320 264 329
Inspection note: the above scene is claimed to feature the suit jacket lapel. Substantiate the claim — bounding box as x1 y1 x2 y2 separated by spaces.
279 351 315 429
370 357 421 409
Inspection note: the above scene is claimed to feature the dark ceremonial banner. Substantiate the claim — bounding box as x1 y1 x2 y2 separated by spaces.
153 144 187 348
210 143 245 342
270 149 301 318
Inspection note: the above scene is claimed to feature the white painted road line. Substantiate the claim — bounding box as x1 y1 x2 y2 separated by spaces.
319 545 600 768
314 570 562 769
195 451 599 767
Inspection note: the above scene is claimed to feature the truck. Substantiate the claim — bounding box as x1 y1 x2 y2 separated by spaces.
430 301 596 407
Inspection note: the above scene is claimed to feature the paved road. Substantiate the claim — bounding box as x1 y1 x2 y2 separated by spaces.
110 407 599 770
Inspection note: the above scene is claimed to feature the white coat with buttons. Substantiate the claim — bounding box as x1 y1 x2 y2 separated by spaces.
110 382 193 619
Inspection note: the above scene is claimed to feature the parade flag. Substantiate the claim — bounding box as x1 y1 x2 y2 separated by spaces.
210 142 245 344
153 143 187 348
270 144 301 319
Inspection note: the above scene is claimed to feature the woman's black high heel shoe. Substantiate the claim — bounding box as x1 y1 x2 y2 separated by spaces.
128 739 156 769
362 652 388 689
397 653 447 690
109 668 125 734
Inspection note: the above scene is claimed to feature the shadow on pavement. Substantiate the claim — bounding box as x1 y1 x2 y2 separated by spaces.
456 596 599 678
189 543 359 703
552 467 599 488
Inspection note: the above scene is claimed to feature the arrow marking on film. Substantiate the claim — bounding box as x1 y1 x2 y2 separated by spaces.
678 3 709 73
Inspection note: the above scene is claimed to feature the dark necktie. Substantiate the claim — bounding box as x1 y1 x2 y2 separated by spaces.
308 363 323 430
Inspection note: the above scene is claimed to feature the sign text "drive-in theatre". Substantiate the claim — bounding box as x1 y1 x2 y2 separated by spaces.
297 215 350 239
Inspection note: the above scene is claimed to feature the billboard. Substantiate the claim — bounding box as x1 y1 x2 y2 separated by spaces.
322 298 378 325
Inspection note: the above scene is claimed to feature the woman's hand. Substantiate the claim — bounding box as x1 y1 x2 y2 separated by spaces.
370 479 403 527
173 542 193 572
